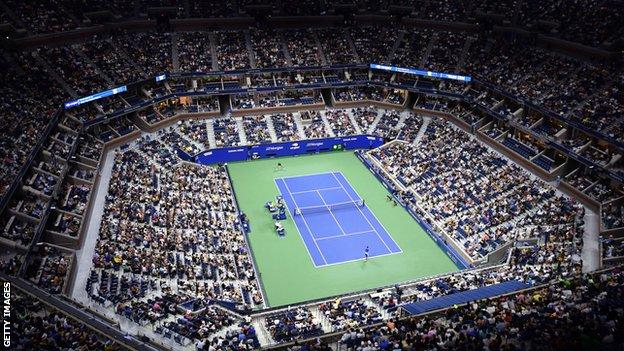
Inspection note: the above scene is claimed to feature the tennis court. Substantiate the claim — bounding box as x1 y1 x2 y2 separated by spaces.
227 152 459 306
275 172 402 267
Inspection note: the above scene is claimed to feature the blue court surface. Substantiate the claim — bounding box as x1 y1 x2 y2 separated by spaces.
274 172 402 267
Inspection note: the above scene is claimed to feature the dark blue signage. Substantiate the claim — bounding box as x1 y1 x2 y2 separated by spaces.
64 85 128 109
370 63 472 82
195 135 384 165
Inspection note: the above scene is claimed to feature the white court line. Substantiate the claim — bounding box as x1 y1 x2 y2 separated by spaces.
290 186 343 195
280 178 329 266
319 251 401 267
316 190 349 236
315 230 376 241
273 178 320 267
278 171 338 181
331 172 398 254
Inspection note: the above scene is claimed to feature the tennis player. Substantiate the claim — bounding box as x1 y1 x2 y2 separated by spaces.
276 162 284 171
364 246 370 261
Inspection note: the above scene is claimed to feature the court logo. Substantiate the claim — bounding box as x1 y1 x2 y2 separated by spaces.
2 281 9 348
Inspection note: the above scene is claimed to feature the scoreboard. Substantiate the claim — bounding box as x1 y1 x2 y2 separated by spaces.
370 63 472 82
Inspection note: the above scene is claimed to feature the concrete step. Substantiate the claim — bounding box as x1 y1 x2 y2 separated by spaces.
207 119 217 149
73 45 114 86
293 112 307 139
419 33 438 68
386 31 405 63
279 32 293 66
581 207 601 273
110 38 149 79
34 53 78 98
368 110 385 134
347 110 363 134
245 31 257 69
209 32 219 71
319 110 336 137
171 32 180 72
343 28 360 63
265 115 279 142
235 117 248 145
312 30 328 66
413 116 431 145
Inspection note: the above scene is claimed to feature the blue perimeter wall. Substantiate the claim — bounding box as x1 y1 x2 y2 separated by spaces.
191 135 385 165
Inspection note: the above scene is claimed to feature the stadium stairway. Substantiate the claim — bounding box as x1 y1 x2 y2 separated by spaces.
582 207 601 272
171 32 180 71
564 80 613 118
386 31 405 63
367 110 385 135
73 46 114 86
456 36 476 71
363 296 390 320
347 110 363 135
394 111 412 131
265 115 279 142
412 116 431 145
235 117 248 144
278 32 294 66
206 119 217 149
293 113 307 139
245 31 257 69
311 305 334 333
401 280 531 315
70 147 116 301
35 53 78 98
419 33 437 68
111 38 148 79
209 32 219 71
253 315 275 346
319 111 336 137
343 28 361 63
312 30 328 66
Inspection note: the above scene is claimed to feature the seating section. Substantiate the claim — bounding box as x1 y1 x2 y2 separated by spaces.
213 118 241 147
265 307 323 343
316 28 357 65
178 32 213 72
302 111 330 139
251 29 288 68
10 287 120 349
1 15 624 351
272 113 301 141
350 26 396 64
320 298 382 332
339 269 623 350
370 118 583 260
243 116 272 145
215 31 251 71
324 110 357 137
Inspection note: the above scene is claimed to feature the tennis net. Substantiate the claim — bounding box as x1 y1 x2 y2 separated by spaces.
294 200 364 215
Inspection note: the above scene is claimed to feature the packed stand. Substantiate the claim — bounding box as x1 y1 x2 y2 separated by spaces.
251 29 288 68
342 268 624 350
215 31 251 71
178 32 213 72
272 113 302 141
369 118 583 260
324 110 358 137
213 118 241 147
302 111 330 139
242 116 273 145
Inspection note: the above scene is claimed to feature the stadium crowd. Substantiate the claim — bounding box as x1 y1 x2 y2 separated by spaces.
1 5 623 350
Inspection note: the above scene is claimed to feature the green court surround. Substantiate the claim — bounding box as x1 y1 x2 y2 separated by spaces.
227 151 459 307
